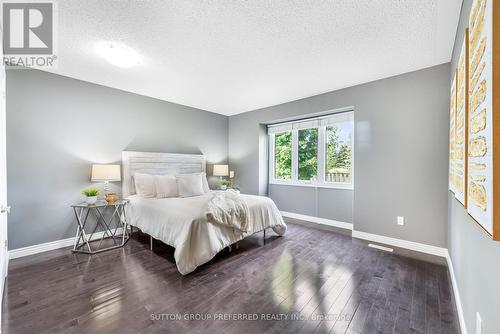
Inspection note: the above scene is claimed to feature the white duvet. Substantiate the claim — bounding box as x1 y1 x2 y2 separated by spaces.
125 192 287 275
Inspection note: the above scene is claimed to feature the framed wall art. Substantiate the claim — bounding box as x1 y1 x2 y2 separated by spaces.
454 31 469 206
450 72 457 194
467 0 499 239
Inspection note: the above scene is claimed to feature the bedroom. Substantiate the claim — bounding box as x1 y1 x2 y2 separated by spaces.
0 0 499 333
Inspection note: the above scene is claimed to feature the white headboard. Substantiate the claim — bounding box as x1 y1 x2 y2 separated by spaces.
122 151 206 198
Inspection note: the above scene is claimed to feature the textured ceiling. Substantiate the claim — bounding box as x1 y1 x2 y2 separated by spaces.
45 0 462 115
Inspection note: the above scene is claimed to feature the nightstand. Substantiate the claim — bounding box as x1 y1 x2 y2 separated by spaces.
71 199 130 254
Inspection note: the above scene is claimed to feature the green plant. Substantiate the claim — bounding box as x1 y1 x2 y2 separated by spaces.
219 179 231 186
326 125 351 172
298 128 318 180
81 188 100 197
274 131 292 179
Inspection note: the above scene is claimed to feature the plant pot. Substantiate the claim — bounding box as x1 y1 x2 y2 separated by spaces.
220 185 227 190
86 196 98 205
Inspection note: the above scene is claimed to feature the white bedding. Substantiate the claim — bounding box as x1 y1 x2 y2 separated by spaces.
125 192 287 275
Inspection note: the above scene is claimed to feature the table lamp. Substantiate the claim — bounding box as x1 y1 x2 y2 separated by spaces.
213 164 229 178
91 164 121 202
213 164 229 189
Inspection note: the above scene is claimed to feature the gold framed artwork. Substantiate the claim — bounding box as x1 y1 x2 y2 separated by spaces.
466 0 499 239
449 72 457 194
454 32 469 206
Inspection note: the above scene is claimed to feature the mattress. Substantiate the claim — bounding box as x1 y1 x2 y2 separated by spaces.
125 192 287 274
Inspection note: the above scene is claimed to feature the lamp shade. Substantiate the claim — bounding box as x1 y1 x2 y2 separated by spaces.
91 164 121 182
213 164 229 177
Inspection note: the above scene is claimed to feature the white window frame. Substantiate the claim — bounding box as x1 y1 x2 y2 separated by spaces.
268 111 354 190
268 131 293 183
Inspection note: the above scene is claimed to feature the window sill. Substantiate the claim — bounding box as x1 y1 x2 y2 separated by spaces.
269 181 353 190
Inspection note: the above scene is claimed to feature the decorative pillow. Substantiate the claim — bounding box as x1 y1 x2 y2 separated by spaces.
155 175 178 198
134 173 156 198
200 172 210 193
176 173 205 197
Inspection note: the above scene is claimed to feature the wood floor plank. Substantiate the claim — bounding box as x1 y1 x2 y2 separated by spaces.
2 220 460 334
360 253 394 334
425 263 442 334
410 260 427 333
346 252 388 333
394 306 411 334
436 265 460 334
311 248 378 333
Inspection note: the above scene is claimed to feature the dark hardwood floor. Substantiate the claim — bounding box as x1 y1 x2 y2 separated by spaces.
2 219 460 334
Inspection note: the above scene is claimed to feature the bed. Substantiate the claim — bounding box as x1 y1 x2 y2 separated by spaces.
122 151 287 275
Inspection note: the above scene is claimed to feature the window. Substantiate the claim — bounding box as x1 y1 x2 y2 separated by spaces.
298 128 318 181
325 122 352 184
268 111 353 189
274 131 292 180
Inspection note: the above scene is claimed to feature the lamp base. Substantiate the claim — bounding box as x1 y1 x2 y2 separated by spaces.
103 181 109 195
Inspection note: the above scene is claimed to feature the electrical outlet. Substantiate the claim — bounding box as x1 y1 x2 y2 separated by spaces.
397 216 405 226
476 312 482 334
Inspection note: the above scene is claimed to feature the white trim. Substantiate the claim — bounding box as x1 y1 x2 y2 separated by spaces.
351 230 448 258
291 128 298 181
282 212 449 259
265 107 354 127
317 125 326 184
8 228 124 260
280 211 353 231
268 133 276 181
446 250 467 334
270 181 353 190
368 243 394 252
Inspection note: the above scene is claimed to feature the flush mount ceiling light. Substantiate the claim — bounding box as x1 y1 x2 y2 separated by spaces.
96 42 142 68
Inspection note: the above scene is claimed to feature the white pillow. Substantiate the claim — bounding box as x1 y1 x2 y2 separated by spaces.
134 173 156 198
176 174 205 197
200 172 210 193
155 175 178 198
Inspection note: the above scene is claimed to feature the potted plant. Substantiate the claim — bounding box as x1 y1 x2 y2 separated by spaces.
82 188 100 205
219 179 231 190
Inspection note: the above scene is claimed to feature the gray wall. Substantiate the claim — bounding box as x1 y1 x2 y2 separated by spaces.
448 1 500 333
6 69 228 250
229 63 450 247
269 185 353 224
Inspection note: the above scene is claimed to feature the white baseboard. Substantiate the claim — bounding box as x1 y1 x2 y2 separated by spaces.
280 211 465 333
280 211 353 231
351 230 448 258
8 228 125 260
280 211 447 258
446 251 467 334
351 230 465 333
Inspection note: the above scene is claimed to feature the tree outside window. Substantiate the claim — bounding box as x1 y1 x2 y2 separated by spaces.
298 128 318 181
269 112 353 188
274 131 292 179
325 125 352 183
